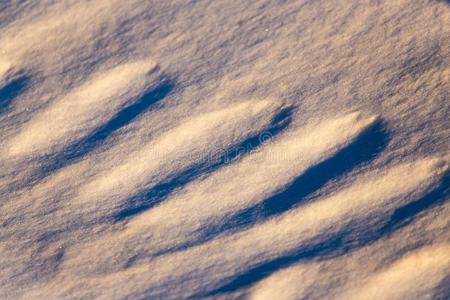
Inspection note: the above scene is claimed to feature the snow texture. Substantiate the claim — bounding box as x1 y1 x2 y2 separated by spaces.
0 0 449 299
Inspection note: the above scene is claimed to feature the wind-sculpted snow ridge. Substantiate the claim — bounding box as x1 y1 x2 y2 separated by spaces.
71 112 379 265
1 0 449 299
0 93 289 296
2 94 449 299
17 157 448 299
69 99 286 219
250 243 450 300
4 60 158 158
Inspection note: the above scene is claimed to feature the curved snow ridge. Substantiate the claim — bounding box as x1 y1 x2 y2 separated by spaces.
71 99 285 213
336 244 450 300
248 261 323 300
61 111 378 276
249 243 450 300
116 157 446 299
50 99 286 274
33 157 446 299
125 112 378 243
4 60 158 158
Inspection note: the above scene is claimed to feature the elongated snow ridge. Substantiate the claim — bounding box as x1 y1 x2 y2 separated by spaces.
5 60 157 157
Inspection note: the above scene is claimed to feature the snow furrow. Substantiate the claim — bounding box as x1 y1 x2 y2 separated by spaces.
1 0 449 298
126 112 379 247
115 157 446 299
70 100 284 216
25 157 447 299
4 60 157 158
64 111 378 274
249 243 450 300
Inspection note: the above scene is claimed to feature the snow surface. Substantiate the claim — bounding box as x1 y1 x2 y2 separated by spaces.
0 0 449 299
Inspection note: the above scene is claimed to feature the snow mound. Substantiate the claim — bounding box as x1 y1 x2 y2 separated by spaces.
1 0 449 299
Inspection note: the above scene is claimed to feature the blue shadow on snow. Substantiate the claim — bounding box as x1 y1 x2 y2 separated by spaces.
114 107 294 221
204 167 449 297
0 76 28 112
198 120 390 240
38 78 174 177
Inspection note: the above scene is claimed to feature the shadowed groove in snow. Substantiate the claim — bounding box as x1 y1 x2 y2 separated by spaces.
114 107 294 221
383 170 450 231
433 274 450 300
0 75 29 113
204 172 449 297
204 236 347 298
188 120 390 239
35 77 174 178
141 118 388 259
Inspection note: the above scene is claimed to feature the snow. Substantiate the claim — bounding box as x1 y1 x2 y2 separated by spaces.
0 0 449 299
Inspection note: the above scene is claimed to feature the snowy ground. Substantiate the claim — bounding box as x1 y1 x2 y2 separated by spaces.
0 0 449 299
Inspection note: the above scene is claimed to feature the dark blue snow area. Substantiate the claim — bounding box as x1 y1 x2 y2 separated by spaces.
0 75 28 113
